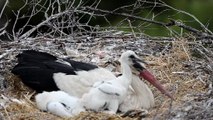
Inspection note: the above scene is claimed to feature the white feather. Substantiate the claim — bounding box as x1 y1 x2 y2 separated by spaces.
35 91 85 118
53 68 116 97
119 75 154 112
80 51 136 113
53 51 155 112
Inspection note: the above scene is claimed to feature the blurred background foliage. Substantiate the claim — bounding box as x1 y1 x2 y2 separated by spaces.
147 0 213 36
0 0 212 37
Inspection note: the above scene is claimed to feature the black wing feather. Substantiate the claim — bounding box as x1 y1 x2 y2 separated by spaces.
12 50 98 92
17 50 57 63
64 59 98 71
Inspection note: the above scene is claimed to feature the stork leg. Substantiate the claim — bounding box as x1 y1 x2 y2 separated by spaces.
103 100 119 114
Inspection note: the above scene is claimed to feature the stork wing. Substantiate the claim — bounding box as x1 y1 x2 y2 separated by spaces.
64 59 98 71
97 82 124 96
12 50 76 92
12 50 114 96
12 61 76 92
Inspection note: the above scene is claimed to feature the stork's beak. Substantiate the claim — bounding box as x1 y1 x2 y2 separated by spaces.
139 70 174 99
132 56 173 99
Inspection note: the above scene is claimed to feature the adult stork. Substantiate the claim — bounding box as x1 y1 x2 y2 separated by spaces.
35 50 148 117
12 50 173 112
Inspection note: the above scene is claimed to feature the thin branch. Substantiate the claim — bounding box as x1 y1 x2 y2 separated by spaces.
84 7 213 39
159 0 213 35
140 0 213 35
0 0 8 18
0 21 8 32
85 6 172 27
12 0 29 40
127 19 136 38
19 10 71 39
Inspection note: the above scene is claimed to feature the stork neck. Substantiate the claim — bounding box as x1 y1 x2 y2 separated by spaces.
120 61 132 87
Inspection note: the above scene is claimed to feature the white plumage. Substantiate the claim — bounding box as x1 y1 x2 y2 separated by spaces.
53 71 155 112
119 75 154 111
53 67 116 98
52 53 156 113
13 50 173 118
81 50 141 113
36 50 149 117
35 91 85 118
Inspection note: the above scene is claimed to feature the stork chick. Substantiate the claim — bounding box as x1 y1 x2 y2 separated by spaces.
80 50 144 114
35 91 85 118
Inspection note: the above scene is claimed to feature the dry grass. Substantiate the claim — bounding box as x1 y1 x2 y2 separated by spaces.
145 38 208 119
0 38 209 120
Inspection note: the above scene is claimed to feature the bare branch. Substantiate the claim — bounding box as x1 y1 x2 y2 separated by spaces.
2 0 212 41
19 10 71 39
84 6 213 39
84 6 172 26
158 0 213 35
139 0 213 35
0 0 8 19
12 0 29 40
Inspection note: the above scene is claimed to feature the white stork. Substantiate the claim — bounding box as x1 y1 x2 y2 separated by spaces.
35 50 146 117
12 50 173 112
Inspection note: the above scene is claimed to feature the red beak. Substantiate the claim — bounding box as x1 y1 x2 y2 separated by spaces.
140 70 174 99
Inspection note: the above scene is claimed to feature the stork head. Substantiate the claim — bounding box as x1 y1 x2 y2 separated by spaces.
120 50 173 99
119 50 145 65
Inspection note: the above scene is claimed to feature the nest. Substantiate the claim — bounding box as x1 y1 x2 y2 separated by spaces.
0 34 212 120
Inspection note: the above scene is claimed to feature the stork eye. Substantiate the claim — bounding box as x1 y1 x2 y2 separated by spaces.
129 55 135 59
